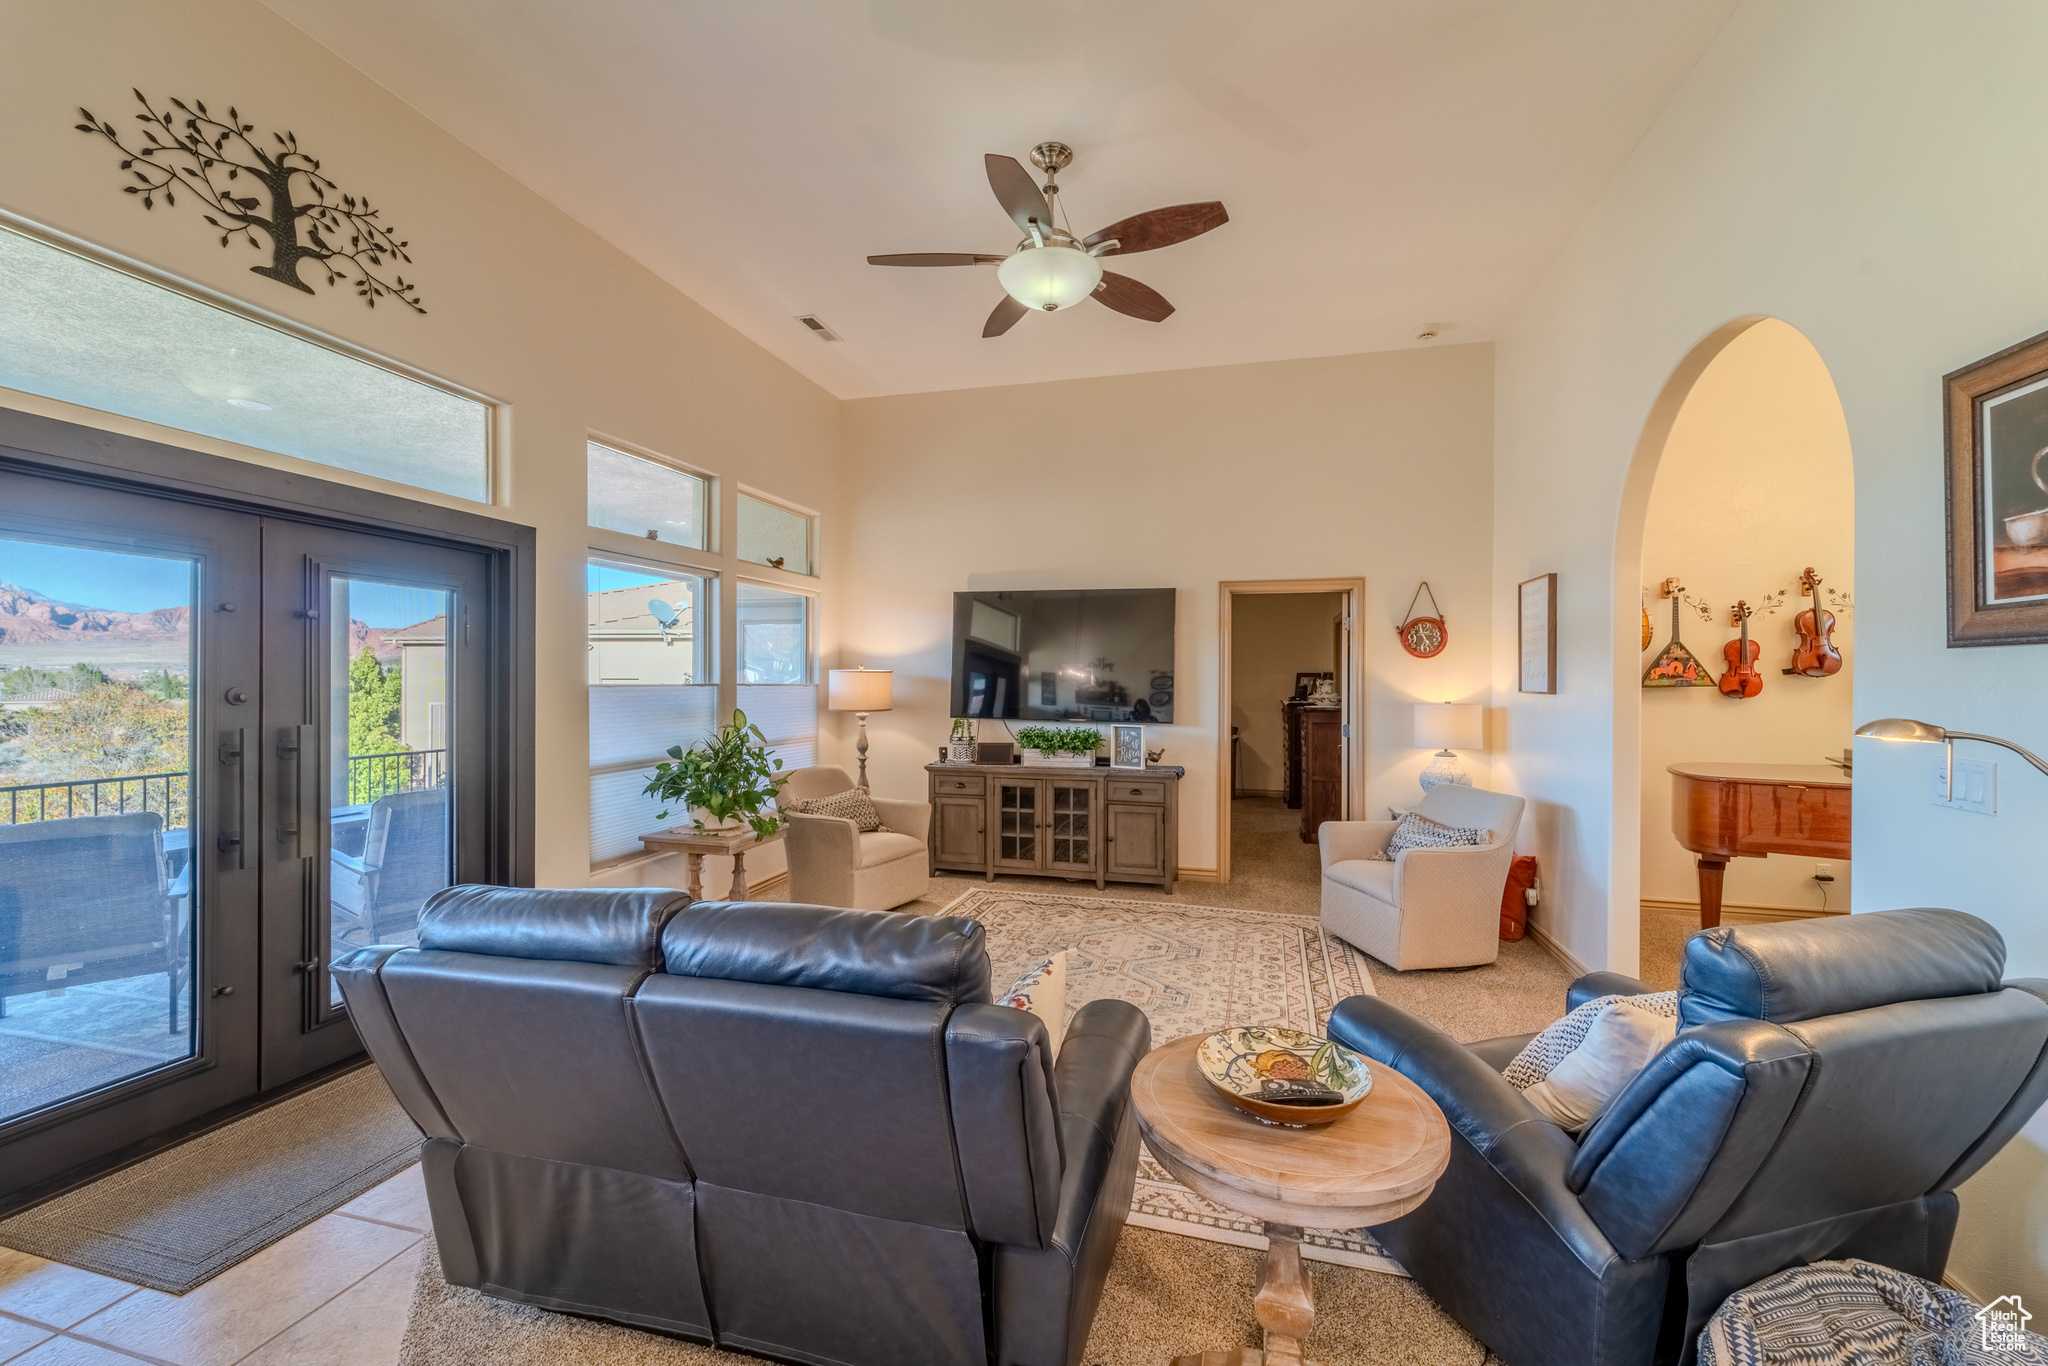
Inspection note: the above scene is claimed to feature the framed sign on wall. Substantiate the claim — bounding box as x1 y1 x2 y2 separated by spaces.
1519 573 1556 694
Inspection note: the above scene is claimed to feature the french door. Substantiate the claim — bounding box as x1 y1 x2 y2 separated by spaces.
0 461 496 1198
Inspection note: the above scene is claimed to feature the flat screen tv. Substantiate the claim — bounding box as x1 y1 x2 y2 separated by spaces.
950 588 1176 723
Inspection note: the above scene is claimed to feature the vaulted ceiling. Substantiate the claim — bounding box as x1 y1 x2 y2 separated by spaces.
263 0 1738 398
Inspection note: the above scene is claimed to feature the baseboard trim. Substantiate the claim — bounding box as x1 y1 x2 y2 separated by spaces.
1177 867 1222 883
744 871 789 901
1526 921 1593 979
1641 897 1845 924
1942 1269 1983 1306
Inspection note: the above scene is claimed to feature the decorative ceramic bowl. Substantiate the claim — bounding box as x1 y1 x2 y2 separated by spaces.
1195 1026 1373 1127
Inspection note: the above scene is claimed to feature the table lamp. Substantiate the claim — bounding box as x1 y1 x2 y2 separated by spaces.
1414 702 1484 793
1855 717 2048 800
828 668 894 790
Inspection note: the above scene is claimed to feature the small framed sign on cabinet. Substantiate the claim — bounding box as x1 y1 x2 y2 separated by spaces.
1519 574 1557 694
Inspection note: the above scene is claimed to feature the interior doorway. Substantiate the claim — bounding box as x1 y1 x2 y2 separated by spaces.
1216 579 1364 887
1618 320 1854 985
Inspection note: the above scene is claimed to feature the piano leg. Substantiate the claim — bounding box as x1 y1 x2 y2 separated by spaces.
1696 857 1728 929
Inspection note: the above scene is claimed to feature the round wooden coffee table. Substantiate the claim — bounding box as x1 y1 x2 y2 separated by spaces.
1130 1033 1451 1366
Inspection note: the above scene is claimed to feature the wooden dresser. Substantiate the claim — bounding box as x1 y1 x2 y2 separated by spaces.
1284 702 1344 841
926 762 1183 893
1669 762 1851 928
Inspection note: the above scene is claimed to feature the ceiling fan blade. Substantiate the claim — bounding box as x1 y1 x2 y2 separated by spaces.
867 253 1005 266
986 154 1053 235
1093 272 1175 322
1083 202 1229 255
983 294 1029 338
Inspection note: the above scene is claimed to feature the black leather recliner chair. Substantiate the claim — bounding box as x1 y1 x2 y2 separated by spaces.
335 887 1151 1366
1326 907 2048 1366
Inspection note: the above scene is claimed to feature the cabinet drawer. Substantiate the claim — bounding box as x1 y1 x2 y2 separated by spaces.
1108 779 1167 804
932 774 986 796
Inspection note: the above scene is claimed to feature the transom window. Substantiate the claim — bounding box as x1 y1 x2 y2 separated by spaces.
587 441 709 550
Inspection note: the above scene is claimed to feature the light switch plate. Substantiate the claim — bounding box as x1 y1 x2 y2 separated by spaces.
1931 757 1996 815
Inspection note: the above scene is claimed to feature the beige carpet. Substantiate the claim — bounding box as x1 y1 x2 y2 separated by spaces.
398 1230 1499 1366
395 797 1557 1365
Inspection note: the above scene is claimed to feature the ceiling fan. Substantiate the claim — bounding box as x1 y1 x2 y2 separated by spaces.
868 142 1228 337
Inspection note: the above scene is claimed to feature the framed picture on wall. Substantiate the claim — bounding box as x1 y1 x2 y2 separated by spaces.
1946 329 2048 645
1519 573 1557 693
1110 724 1146 769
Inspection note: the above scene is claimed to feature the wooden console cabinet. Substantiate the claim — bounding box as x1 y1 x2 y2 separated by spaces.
926 762 1184 893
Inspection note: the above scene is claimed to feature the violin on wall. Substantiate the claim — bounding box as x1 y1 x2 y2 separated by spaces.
1718 600 1763 699
1788 566 1843 677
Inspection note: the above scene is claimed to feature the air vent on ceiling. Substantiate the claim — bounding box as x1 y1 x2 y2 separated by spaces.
795 315 842 342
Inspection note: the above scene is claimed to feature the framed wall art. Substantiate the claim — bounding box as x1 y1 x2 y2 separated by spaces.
1519 573 1556 693
1945 329 2048 645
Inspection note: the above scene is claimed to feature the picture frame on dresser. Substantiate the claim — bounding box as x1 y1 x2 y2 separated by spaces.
1110 724 1146 769
1944 328 2048 646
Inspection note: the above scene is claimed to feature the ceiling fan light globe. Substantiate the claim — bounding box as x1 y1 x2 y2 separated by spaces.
996 244 1102 312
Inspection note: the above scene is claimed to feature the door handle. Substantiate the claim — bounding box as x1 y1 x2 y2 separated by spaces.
218 727 254 869
277 723 319 860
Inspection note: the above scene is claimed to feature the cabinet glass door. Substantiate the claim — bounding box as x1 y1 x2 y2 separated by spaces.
994 780 1039 869
1045 782 1096 873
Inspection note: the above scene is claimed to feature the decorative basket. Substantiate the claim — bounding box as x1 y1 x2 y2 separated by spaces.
946 740 979 764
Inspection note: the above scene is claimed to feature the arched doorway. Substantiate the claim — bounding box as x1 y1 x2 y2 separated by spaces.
1613 318 1855 984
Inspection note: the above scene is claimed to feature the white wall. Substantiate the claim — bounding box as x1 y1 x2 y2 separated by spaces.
1639 320 1855 913
1231 592 1342 795
1490 0 2048 1303
838 345 1494 876
0 0 843 891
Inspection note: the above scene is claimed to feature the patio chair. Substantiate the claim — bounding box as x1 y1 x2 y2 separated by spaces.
332 787 450 945
0 812 184 1031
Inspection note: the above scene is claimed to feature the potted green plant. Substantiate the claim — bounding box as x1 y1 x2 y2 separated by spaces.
645 708 788 837
1015 725 1104 768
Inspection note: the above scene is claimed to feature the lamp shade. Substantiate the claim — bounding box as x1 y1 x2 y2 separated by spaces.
828 668 893 712
1855 717 1947 743
1414 702 1484 752
996 244 1102 311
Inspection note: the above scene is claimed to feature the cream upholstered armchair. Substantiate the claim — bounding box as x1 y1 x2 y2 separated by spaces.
779 765 931 911
1318 784 1525 970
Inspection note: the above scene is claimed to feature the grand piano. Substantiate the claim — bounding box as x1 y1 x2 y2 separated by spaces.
1668 762 1851 927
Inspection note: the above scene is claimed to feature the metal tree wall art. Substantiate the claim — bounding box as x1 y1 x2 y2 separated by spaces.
76 90 425 313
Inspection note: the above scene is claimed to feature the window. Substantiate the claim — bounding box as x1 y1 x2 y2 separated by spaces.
737 492 813 575
587 560 715 863
738 584 809 685
736 583 817 772
0 223 490 501
587 442 708 549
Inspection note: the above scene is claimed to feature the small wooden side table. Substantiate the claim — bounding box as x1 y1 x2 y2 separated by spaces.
1131 1034 1451 1366
637 824 781 900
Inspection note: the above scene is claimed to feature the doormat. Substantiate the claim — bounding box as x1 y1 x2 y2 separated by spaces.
0 1064 421 1293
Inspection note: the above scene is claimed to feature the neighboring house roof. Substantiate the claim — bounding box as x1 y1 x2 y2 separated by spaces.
587 583 694 642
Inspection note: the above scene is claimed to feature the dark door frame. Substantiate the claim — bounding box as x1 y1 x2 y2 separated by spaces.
0 404 534 1198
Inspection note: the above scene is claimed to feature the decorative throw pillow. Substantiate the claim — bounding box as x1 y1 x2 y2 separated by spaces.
1382 811 1490 859
997 950 1072 1056
1503 991 1680 1133
790 787 882 832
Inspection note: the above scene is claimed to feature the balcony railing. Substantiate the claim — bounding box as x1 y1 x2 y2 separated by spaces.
0 750 445 827
0 771 189 827
347 749 447 805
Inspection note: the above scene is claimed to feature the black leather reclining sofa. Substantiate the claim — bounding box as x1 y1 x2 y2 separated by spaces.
336 886 1151 1366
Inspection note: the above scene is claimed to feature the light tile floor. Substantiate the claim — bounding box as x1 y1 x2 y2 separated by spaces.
0 1164 429 1366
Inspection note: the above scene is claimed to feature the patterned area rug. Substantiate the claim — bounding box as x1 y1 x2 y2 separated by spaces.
939 887 1402 1275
